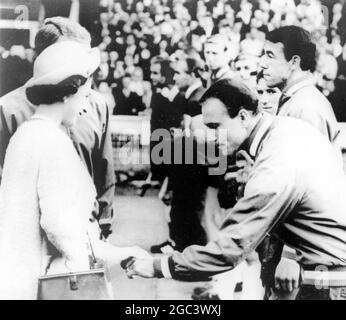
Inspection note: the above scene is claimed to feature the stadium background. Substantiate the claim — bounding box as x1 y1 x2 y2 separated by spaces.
2 0 346 184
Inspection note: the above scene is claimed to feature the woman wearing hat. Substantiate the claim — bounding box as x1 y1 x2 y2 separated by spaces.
0 41 148 299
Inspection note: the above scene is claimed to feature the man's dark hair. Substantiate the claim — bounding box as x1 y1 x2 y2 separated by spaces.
266 25 317 72
200 78 258 118
186 57 203 75
151 56 175 85
26 75 87 106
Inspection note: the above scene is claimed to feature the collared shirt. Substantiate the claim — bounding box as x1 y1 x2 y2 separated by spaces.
208 66 236 88
185 80 203 101
0 86 115 226
278 74 340 146
155 115 346 281
241 113 273 159
160 86 180 102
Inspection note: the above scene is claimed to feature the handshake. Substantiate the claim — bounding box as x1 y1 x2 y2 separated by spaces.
120 246 157 279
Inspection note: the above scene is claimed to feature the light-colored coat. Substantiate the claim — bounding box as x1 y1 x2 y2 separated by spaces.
0 118 96 299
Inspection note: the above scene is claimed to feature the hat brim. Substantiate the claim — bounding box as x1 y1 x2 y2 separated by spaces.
25 47 100 88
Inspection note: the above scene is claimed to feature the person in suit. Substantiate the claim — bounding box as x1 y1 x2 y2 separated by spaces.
125 78 346 300
149 56 184 183
113 74 145 116
155 57 209 253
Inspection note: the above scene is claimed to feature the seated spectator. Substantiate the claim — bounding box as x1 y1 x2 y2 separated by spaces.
135 38 152 81
98 81 115 113
129 67 146 97
0 45 33 97
315 53 338 97
124 54 136 75
234 53 259 89
113 74 145 116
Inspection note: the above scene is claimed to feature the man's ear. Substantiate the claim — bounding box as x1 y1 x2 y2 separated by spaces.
290 55 301 70
238 108 251 123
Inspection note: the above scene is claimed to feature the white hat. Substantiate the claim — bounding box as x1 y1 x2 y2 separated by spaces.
25 40 100 87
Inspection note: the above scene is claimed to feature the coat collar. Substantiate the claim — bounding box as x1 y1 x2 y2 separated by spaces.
158 86 180 102
282 74 315 98
211 66 235 83
241 113 274 158
185 80 202 100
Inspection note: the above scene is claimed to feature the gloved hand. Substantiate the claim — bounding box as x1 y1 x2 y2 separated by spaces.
99 223 112 240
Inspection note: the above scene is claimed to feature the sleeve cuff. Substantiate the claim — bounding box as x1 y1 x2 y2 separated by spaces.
153 256 172 279
281 245 298 261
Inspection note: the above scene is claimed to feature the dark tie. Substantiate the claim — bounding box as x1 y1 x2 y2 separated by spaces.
210 73 217 83
277 93 290 114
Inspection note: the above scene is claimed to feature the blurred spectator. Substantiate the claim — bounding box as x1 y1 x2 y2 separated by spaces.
113 74 146 115
315 53 338 96
160 57 209 253
0 45 33 97
98 81 116 113
94 51 110 84
149 56 184 182
234 54 259 89
204 34 235 87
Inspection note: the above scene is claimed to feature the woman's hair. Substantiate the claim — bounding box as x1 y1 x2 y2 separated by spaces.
26 75 88 106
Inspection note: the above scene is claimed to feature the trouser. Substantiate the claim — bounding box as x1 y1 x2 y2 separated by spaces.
257 235 284 299
266 263 346 300
168 137 208 251
295 285 346 300
267 283 346 300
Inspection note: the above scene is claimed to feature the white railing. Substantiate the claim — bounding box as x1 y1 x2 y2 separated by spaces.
110 115 150 146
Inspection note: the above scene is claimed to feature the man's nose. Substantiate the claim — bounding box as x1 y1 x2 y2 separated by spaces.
259 55 267 69
205 128 218 143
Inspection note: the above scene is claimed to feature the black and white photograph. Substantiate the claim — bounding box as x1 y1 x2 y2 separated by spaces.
1 0 346 303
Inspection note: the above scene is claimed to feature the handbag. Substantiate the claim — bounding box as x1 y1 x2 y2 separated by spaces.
37 233 114 300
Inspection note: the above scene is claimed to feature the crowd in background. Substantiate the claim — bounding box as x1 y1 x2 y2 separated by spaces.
90 0 346 119
1 0 346 119
0 46 35 97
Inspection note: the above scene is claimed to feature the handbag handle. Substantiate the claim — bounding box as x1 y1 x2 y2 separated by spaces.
65 232 98 291
86 231 98 269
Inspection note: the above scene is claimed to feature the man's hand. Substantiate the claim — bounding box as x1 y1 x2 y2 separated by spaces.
124 256 155 279
274 257 301 292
